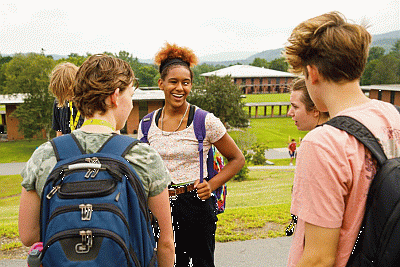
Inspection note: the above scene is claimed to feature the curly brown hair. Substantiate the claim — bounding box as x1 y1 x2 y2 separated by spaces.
155 43 198 80
73 54 134 118
49 62 78 107
284 11 371 82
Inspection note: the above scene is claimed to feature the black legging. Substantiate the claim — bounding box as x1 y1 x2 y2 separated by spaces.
170 190 218 267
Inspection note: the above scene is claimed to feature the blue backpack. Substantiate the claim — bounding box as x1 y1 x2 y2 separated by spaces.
140 107 227 214
39 133 157 267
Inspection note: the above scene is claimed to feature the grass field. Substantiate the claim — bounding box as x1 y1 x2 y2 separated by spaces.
230 117 306 149
0 139 47 163
241 93 290 103
0 168 294 256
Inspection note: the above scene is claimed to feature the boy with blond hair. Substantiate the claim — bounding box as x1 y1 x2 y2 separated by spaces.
284 12 400 266
49 62 83 136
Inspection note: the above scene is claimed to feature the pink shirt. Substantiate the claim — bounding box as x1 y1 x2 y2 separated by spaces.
288 100 400 267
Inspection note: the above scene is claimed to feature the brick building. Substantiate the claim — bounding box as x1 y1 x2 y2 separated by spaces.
361 84 400 105
0 90 165 140
200 65 296 94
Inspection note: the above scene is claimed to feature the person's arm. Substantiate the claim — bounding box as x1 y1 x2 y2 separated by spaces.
295 222 340 267
147 188 174 267
18 187 41 246
195 132 245 200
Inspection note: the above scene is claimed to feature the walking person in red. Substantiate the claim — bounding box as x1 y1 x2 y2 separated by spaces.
288 139 296 166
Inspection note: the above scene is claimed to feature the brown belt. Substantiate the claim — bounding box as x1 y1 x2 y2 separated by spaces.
168 183 195 197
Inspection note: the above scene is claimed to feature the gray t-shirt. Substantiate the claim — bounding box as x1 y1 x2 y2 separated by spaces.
21 130 171 198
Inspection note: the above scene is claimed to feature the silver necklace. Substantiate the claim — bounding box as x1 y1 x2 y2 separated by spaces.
161 103 190 136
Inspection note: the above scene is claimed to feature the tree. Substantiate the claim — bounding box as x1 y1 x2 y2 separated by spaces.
269 57 289 72
368 46 385 62
0 54 13 94
59 53 90 66
370 53 400 85
250 58 269 68
391 39 400 54
188 75 248 127
2 53 56 138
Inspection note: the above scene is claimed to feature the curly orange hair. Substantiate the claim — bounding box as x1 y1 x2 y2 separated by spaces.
155 43 198 80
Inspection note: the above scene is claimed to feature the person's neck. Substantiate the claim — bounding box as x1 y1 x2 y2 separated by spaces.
323 80 371 117
80 113 117 133
163 102 190 117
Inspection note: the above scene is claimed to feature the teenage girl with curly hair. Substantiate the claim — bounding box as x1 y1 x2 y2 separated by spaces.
138 43 245 267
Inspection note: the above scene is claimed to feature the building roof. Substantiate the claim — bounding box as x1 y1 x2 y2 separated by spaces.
0 94 26 104
361 84 400 92
200 65 296 78
131 89 165 101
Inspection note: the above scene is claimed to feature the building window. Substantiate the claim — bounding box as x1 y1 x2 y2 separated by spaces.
391 91 395 104
378 90 382 100
276 77 280 84
139 101 148 121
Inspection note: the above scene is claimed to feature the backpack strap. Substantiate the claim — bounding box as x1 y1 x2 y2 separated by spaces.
193 108 208 183
99 134 141 157
50 133 85 161
140 111 155 143
325 116 387 166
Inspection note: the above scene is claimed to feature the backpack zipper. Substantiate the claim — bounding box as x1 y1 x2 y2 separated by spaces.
47 203 130 233
42 228 139 267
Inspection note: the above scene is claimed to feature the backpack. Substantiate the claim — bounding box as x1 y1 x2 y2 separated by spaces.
39 133 157 267
326 112 400 267
140 107 227 214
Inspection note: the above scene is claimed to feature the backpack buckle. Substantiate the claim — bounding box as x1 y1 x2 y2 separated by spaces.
79 204 93 221
85 157 101 178
75 230 93 254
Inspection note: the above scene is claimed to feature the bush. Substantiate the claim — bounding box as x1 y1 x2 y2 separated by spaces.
233 163 249 182
251 143 268 165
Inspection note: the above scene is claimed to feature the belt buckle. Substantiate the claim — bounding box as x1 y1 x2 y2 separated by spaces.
169 188 178 200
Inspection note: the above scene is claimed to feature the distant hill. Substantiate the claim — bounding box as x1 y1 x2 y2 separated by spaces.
200 30 400 66
2 30 398 66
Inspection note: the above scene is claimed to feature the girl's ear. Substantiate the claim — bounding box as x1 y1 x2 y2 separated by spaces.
158 79 164 91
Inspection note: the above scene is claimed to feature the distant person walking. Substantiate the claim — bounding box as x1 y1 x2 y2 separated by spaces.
49 62 83 136
288 139 297 166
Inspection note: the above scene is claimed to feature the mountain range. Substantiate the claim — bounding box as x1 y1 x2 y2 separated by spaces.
196 30 400 66
4 30 398 66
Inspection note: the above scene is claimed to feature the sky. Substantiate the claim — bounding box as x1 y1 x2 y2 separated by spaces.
0 0 399 61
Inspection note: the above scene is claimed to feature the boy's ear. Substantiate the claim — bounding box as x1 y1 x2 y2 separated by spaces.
306 65 320 84
110 88 120 106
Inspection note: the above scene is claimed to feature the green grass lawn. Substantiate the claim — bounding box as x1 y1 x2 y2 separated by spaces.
0 175 22 198
0 139 47 163
0 169 294 250
229 117 307 148
241 93 290 103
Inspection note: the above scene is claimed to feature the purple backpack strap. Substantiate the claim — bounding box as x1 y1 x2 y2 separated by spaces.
193 108 208 183
140 111 155 143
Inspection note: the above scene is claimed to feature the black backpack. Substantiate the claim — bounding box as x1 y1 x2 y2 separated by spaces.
326 111 400 267
39 133 157 267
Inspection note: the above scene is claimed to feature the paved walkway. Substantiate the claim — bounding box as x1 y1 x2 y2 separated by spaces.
0 237 292 267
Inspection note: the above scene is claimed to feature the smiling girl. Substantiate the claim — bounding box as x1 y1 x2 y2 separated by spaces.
138 43 244 267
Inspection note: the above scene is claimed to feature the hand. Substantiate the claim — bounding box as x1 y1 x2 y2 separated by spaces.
194 179 212 200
